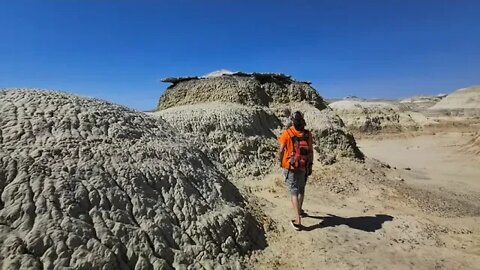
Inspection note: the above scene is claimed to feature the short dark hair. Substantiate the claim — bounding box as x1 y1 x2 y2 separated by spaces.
291 111 306 130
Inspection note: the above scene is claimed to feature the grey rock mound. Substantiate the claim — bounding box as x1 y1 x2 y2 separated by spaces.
0 89 265 269
153 102 280 179
156 72 363 178
158 72 326 111
272 102 364 163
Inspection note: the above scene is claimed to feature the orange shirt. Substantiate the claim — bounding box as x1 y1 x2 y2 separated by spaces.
278 126 313 169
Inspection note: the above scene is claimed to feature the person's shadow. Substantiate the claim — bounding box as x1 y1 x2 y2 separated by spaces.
302 214 393 232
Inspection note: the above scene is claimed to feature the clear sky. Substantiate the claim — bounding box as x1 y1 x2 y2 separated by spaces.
1 0 479 110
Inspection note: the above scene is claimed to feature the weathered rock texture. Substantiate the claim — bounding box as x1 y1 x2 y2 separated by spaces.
329 100 432 134
0 89 265 270
271 102 364 163
429 86 480 116
157 72 325 111
153 103 280 179
155 72 363 179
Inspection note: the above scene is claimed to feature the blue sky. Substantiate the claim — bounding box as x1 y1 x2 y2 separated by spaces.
1 0 479 110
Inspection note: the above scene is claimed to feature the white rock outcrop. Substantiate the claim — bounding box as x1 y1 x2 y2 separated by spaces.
0 89 265 269
201 70 235 78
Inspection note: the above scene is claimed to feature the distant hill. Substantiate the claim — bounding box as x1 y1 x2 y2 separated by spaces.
430 85 480 110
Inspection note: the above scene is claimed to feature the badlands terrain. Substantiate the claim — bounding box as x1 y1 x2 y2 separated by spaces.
1 73 479 269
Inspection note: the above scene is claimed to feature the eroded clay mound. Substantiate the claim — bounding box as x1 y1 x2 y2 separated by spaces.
157 72 327 111
430 86 480 111
329 100 429 134
0 89 264 269
153 102 280 179
272 102 364 163
156 72 364 175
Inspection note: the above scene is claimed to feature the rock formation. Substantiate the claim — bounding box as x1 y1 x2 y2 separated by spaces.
157 72 325 111
429 86 480 115
399 94 446 111
271 102 363 164
155 72 363 179
153 102 280 178
0 89 265 269
200 69 235 78
329 100 432 134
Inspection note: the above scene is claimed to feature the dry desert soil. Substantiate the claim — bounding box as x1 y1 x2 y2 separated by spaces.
247 132 480 270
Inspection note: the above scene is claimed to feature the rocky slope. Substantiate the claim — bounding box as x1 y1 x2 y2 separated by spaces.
429 86 480 115
155 72 363 179
153 102 280 179
329 100 432 134
0 89 265 269
463 133 480 156
271 102 363 163
399 94 446 111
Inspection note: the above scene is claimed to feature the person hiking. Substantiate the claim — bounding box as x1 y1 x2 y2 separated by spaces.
278 111 313 230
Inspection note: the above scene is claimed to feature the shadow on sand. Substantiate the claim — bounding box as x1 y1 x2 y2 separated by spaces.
302 214 393 232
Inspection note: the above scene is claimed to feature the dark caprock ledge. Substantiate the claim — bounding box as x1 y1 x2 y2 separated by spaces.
160 71 312 86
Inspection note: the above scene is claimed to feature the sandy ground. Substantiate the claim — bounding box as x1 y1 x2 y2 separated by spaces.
247 132 480 270
359 132 480 194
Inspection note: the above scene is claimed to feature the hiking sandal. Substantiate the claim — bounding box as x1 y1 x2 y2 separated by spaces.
290 220 301 231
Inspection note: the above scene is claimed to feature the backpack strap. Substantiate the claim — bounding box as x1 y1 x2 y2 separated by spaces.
286 127 298 144
299 129 309 141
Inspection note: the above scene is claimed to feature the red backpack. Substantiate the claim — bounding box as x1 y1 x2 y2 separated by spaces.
286 128 311 171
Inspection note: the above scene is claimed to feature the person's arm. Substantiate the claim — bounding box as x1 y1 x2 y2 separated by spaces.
278 130 288 167
309 132 314 161
308 132 314 175
279 144 286 166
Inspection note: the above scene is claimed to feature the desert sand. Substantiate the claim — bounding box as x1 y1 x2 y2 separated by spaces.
247 132 480 270
359 132 480 193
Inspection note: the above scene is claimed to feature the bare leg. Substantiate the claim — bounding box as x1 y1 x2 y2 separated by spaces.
298 193 304 212
291 195 301 225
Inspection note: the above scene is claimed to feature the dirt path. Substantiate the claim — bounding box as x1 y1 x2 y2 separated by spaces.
248 133 480 270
